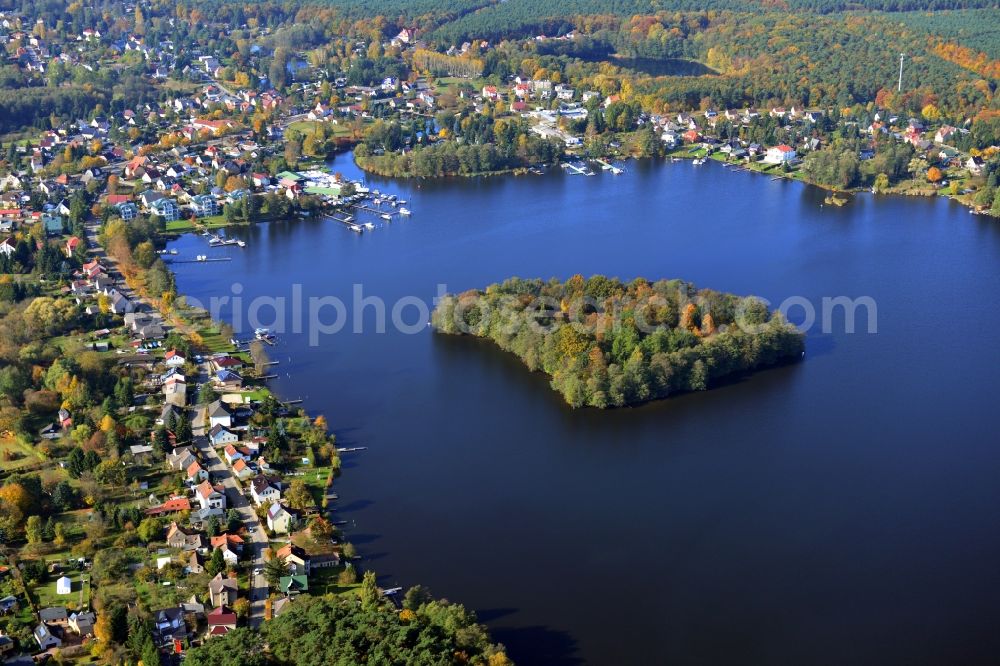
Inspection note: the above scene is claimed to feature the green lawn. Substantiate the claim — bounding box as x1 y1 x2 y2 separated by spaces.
32 568 90 612
308 566 361 598
288 120 357 139
165 215 231 234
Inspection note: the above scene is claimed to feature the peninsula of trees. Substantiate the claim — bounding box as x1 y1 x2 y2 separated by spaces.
432 276 805 408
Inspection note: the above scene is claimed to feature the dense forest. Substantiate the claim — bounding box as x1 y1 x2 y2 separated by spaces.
432 276 805 408
429 0 1000 45
183 590 511 666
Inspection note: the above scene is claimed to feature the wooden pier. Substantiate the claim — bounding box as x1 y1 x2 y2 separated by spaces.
166 257 233 264
595 159 624 174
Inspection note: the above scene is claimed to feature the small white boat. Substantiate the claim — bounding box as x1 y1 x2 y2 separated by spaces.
399 207 411 216
364 222 375 230
236 240 246 247
380 213 392 221
196 255 207 262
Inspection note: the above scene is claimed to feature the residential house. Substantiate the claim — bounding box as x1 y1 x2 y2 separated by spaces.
129 444 154 463
210 356 244 373
213 369 243 390
152 606 189 646
934 125 956 144
186 460 208 484
167 446 198 470
68 611 96 637
208 573 238 607
163 380 187 407
267 502 294 534
277 575 308 595
250 475 281 506
223 443 244 464
0 595 19 614
186 551 204 574
0 237 16 258
764 144 797 164
206 605 237 637
34 623 62 650
165 349 186 368
109 290 135 314
275 543 309 575
145 496 192 516
232 457 253 481
966 156 985 176
39 607 67 624
210 533 244 556
209 425 239 447
206 400 232 429
195 480 226 511
167 522 204 551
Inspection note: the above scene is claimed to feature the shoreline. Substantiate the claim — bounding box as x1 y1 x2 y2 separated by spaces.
351 146 997 218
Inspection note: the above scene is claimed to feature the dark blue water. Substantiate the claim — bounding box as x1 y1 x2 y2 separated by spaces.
170 154 1000 665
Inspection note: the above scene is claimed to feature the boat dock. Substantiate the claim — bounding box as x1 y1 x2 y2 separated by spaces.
336 446 368 453
167 257 232 264
324 214 364 233
595 159 624 174
349 203 397 217
561 162 595 176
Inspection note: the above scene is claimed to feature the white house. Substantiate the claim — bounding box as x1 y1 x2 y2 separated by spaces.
267 503 293 534
764 144 797 164
56 576 72 595
164 349 186 367
250 475 280 506
206 400 232 429
195 480 226 511
209 425 239 447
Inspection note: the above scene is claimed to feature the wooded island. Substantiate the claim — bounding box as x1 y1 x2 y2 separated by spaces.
433 276 805 408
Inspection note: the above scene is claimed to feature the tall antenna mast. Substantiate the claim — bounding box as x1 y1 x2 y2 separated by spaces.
898 53 906 92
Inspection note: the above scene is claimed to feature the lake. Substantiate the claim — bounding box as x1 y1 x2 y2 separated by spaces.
169 153 1000 665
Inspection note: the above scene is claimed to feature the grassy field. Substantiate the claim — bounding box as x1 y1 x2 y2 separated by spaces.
0 435 48 471
32 568 90 612
287 120 358 139
307 565 361 597
165 215 231 234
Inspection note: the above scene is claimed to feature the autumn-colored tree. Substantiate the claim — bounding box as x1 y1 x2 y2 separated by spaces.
701 312 717 336
926 167 943 183
680 302 700 332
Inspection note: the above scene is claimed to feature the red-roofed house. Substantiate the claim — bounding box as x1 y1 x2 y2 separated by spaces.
145 496 192 515
764 144 797 164
206 605 237 637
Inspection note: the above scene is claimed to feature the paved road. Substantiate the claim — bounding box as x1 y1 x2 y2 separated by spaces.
193 365 269 627
86 158 270 627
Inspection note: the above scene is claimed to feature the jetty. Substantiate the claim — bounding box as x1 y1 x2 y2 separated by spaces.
349 203 396 216
324 214 364 233
595 159 624 174
561 162 595 176
167 257 232 264
336 446 368 453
